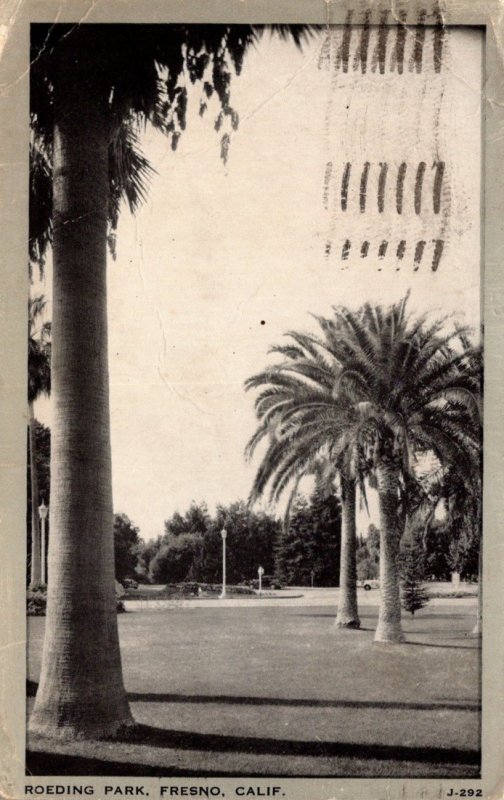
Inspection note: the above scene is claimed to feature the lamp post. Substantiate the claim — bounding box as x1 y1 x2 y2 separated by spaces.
219 527 227 599
258 565 264 595
38 499 49 585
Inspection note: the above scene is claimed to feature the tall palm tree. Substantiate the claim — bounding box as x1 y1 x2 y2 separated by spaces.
317 297 481 643
245 331 365 629
28 295 51 588
246 298 481 643
29 23 314 739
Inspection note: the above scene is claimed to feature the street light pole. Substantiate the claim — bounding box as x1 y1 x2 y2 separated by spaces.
38 500 49 585
258 565 264 596
219 527 227 599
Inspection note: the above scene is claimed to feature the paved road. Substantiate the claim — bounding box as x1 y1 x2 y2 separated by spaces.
124 584 477 610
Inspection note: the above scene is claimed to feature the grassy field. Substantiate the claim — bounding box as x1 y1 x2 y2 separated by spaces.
26 602 480 777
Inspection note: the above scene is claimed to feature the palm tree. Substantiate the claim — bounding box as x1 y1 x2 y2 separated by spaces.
29 23 314 739
246 298 481 643
415 457 482 633
245 331 365 629
28 295 51 588
317 297 481 643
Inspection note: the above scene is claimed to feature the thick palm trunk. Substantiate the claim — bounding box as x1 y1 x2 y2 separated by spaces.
335 475 360 628
30 62 132 738
374 463 405 643
28 402 42 587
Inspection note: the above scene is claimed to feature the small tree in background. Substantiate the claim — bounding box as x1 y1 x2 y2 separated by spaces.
113 514 142 583
275 491 341 587
149 533 204 584
309 481 341 587
399 538 430 616
356 523 380 580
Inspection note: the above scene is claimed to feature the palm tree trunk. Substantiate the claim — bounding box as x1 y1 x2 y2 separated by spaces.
28 402 42 587
374 463 405 643
335 475 360 628
471 543 482 637
29 58 132 738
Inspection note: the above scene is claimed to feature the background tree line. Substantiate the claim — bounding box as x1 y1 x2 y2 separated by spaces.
128 487 342 587
27 435 344 586
28 427 479 588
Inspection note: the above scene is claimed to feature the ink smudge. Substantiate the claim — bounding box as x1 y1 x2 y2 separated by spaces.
414 162 426 215
378 162 388 213
414 240 426 270
341 162 351 211
432 239 444 271
409 9 427 73
433 161 445 214
371 10 390 74
396 162 407 214
360 161 371 213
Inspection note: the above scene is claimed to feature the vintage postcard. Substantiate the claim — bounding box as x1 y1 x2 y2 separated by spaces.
1 1 503 799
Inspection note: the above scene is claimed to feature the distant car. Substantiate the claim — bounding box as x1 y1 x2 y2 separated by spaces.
123 578 138 589
251 575 284 590
357 579 379 591
177 581 200 596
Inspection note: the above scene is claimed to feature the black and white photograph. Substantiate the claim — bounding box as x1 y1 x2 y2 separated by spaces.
1 2 503 798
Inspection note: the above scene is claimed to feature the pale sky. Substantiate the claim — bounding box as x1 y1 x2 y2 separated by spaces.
34 27 482 541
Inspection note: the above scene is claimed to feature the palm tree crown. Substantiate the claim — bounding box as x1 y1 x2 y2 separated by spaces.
28 295 51 404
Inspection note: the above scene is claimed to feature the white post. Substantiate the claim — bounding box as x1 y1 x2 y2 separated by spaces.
38 500 49 585
219 528 227 599
258 565 264 595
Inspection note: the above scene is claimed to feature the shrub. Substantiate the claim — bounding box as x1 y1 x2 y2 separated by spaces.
27 590 47 616
27 589 127 615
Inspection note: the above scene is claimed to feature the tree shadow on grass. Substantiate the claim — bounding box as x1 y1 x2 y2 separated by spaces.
25 745 481 778
25 750 243 777
404 641 479 651
27 681 480 713
293 613 377 619
113 723 480 766
406 613 475 619
128 692 480 713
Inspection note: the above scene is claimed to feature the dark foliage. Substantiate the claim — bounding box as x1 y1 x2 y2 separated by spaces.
399 538 430 616
142 500 280 585
114 513 142 582
276 488 342 587
27 588 47 616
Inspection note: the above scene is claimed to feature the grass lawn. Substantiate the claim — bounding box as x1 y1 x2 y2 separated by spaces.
26 602 480 778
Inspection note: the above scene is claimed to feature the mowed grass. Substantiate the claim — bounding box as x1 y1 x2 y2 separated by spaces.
26 603 480 777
